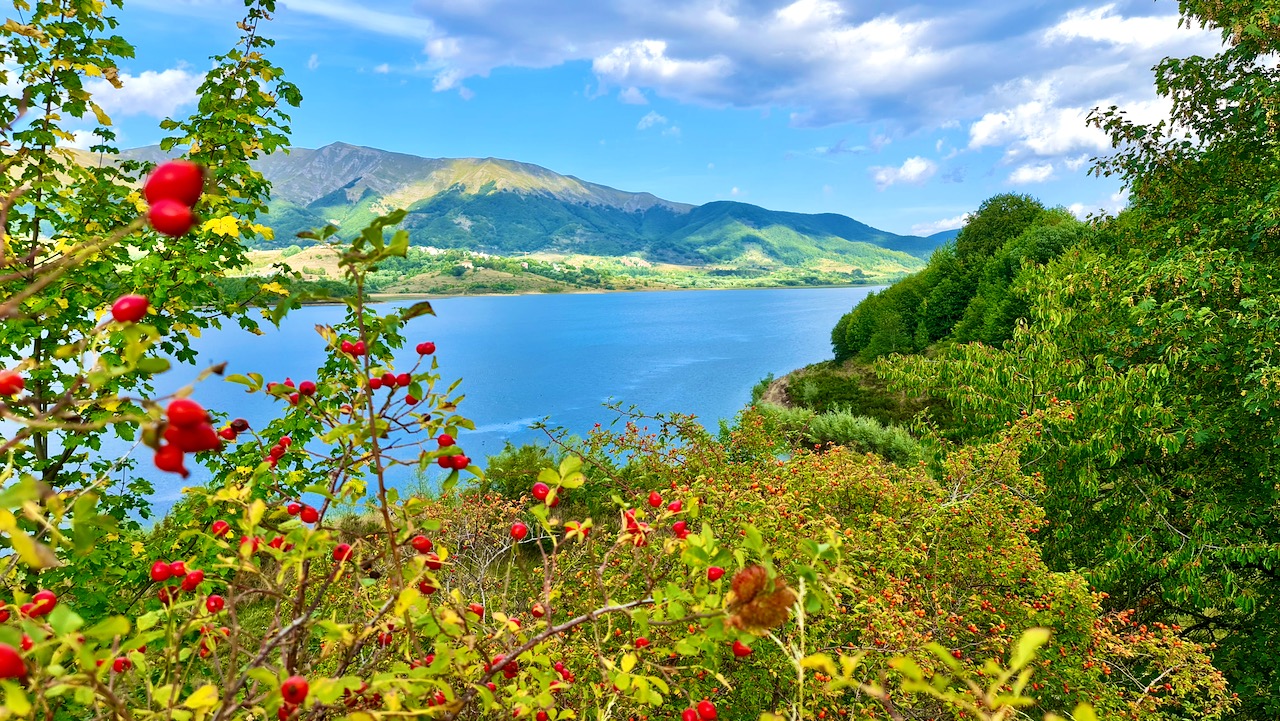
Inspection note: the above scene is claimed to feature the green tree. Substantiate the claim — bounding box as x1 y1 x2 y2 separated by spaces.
886 1 1280 713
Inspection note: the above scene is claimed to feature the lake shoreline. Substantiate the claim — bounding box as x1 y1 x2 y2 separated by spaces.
365 281 888 303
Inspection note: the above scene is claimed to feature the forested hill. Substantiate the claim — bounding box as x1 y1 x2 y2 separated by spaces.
122 142 948 273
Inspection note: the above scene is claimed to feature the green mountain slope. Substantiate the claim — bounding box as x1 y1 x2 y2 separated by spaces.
122 142 945 275
252 143 939 270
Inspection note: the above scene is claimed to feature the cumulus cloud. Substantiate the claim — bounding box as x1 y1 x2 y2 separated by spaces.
1008 162 1056 184
870 156 938 190
912 212 971 236
273 0 1225 168
374 63 391 74
85 68 203 119
618 86 648 104
636 110 668 130
308 53 320 70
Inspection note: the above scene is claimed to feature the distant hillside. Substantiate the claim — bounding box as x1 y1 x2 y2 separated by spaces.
120 142 948 275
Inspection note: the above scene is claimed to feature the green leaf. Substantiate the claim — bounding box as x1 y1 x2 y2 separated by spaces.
400 301 435 321
1009 627 1051 671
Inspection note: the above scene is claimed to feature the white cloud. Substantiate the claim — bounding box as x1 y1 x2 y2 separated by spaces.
281 0 438 40
870 156 937 190
730 186 741 196
1008 162 1056 184
1064 153 1091 171
636 110 668 130
308 53 320 70
1043 4 1216 52
618 86 648 104
374 63 391 74
662 125 682 137
911 212 971 236
85 68 203 119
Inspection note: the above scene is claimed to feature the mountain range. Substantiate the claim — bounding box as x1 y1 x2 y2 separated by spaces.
124 142 956 272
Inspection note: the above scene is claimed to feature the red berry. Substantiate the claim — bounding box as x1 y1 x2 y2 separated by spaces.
707 566 725 581
111 294 149 323
424 552 442 570
333 543 353 562
19 635 31 652
289 393 299 406
154 445 189 478
150 560 172 582
169 561 187 576
437 434 455 447
230 418 250 432
468 603 484 618
353 341 366 355
0 371 22 397
417 581 437 595
283 378 295 389
697 700 717 720
410 535 433 554
672 521 688 536
436 456 451 468
531 603 545 618
29 590 54 617
300 506 319 524
182 569 205 592
369 377 382 390
647 491 662 508
682 710 698 721
112 657 130 673
165 423 222 453
511 522 529 540
416 342 436 355
536 712 548 721
531 482 550 501
281 676 310 705
396 373 411 387
732 640 752 657
218 427 237 441
279 436 292 447
668 500 683 513
449 455 470 470
205 595 225 613
405 394 419 405
379 372 395 387
148 199 197 237
298 380 316 396
286 502 302 516
144 160 205 207
167 398 208 427
211 520 231 537
0 643 23 679
634 637 649 649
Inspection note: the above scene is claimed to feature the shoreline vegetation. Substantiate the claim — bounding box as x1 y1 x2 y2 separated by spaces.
229 244 907 304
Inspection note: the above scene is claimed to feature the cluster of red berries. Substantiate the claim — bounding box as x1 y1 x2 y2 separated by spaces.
338 340 368 356
530 481 562 507
266 436 293 469
155 398 221 478
266 377 315 407
144 161 205 238
682 701 718 721
218 417 250 442
286 498 318 523
0 590 57 623
435 434 470 470
341 681 383 711
150 558 207 604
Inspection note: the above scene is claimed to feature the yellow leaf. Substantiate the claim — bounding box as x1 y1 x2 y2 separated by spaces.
249 223 274 241
621 653 637 673
90 102 111 126
260 282 289 297
800 654 837 676
202 215 240 238
183 684 220 709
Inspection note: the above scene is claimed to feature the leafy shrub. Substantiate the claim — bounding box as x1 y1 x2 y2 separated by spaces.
804 410 922 464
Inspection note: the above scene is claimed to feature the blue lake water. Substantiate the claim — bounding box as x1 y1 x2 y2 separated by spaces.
135 286 878 511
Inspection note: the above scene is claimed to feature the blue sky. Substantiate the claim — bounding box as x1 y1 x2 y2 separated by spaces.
81 0 1223 236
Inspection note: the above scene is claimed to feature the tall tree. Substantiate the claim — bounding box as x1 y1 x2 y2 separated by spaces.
885 2 1280 714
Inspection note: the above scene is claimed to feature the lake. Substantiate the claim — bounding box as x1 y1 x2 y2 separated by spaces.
139 286 879 511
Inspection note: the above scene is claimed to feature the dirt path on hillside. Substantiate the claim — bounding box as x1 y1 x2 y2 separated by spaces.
759 375 793 407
